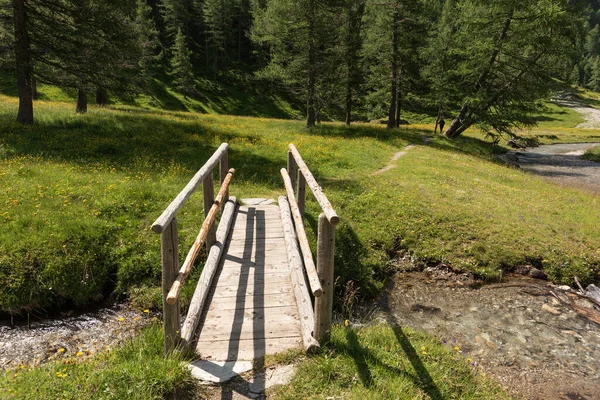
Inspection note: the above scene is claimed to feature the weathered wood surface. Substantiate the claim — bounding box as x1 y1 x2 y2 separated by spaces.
161 219 181 354
195 203 302 361
279 196 320 352
152 143 228 233
167 169 235 305
180 197 237 346
203 173 217 248
281 168 322 297
314 213 336 344
288 144 339 225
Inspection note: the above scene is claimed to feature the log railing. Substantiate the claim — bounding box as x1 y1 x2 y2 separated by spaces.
151 143 233 354
280 143 339 348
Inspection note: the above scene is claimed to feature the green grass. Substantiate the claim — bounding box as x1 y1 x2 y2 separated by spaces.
582 145 600 162
271 324 510 399
0 324 195 399
1 92 600 313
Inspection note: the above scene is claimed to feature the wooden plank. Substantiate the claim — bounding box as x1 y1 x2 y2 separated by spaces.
279 196 320 352
200 306 299 324
207 294 296 312
198 327 301 342
152 143 228 233
281 168 322 297
314 213 336 344
209 286 294 299
288 144 339 225
197 337 302 361
161 219 181 354
216 270 291 280
167 169 235 304
213 273 291 286
180 196 237 346
220 260 290 271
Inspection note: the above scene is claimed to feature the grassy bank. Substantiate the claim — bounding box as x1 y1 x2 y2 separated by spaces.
0 324 194 399
271 324 509 399
0 322 510 399
1 93 600 313
582 145 600 162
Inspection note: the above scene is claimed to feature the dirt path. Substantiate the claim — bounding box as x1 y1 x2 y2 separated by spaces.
502 143 600 194
380 271 600 400
372 144 415 175
556 100 600 129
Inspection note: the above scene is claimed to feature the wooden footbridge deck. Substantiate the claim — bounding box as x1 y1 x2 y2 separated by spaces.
151 143 338 363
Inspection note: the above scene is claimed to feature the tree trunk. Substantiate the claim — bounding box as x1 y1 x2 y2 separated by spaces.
13 0 33 124
444 104 470 138
76 88 87 113
446 9 514 139
32 74 38 100
95 88 107 106
306 0 316 129
386 9 399 130
395 84 401 128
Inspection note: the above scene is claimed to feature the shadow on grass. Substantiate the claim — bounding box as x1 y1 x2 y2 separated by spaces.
339 327 443 398
377 294 444 400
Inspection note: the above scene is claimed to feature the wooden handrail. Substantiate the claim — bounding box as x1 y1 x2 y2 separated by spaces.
281 168 322 297
288 144 339 225
166 168 235 304
152 143 229 233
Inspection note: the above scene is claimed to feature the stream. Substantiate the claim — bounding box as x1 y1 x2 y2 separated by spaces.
0 304 153 369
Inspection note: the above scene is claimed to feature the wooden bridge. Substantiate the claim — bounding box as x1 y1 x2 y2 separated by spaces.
151 143 338 365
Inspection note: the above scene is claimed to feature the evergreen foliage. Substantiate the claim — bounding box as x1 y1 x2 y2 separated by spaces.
0 0 591 133
170 27 194 98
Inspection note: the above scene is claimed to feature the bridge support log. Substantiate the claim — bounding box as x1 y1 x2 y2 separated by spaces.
162 218 181 354
314 213 335 344
279 196 320 352
180 197 237 348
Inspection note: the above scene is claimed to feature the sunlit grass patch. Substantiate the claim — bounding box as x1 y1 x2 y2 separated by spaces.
270 324 510 400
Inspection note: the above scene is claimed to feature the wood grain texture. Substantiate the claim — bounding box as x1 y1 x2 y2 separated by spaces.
152 143 228 233
194 203 302 361
314 213 336 344
180 196 237 346
288 144 339 225
281 168 322 297
167 169 235 304
161 219 181 354
279 196 320 352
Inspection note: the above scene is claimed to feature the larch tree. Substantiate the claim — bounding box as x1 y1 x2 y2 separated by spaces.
441 0 585 139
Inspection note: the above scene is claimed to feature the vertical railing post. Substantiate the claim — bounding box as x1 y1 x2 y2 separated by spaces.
287 150 298 191
203 172 216 248
297 172 306 219
162 218 181 355
314 213 336 344
220 150 229 202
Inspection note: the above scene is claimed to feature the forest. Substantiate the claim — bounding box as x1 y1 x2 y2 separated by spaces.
0 0 595 136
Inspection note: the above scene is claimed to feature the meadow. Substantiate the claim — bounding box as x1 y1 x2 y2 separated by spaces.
2 87 600 315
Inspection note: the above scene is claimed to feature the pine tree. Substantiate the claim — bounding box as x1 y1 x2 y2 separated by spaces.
253 0 344 128
362 0 425 128
171 28 195 98
135 0 161 82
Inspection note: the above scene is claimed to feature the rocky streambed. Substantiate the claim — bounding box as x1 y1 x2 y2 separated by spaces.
0 304 154 369
381 270 600 400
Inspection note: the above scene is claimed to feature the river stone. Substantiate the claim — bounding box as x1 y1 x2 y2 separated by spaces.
188 360 253 384
249 364 296 394
541 304 561 315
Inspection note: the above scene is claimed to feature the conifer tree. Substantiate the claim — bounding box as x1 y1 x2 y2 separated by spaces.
135 0 161 84
171 27 195 98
